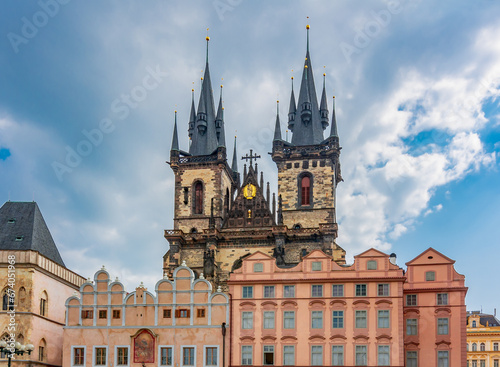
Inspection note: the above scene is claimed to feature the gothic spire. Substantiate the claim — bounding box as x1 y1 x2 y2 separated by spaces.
231 136 238 173
274 100 282 141
216 85 226 147
188 89 196 140
290 24 326 146
287 76 297 132
171 111 179 151
320 73 329 131
330 96 338 138
189 35 219 156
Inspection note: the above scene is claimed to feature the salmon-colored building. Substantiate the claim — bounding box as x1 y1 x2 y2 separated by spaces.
63 263 229 367
228 248 467 367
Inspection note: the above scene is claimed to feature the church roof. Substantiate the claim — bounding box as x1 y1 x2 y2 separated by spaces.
0 201 65 266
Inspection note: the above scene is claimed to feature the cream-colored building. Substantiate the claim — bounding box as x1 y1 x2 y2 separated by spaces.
467 311 500 367
0 201 85 366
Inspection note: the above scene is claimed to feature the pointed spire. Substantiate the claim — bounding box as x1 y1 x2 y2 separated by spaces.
231 136 238 172
188 89 196 139
288 76 297 132
274 100 282 141
306 23 310 53
216 84 226 147
330 96 338 138
320 72 329 130
171 111 179 151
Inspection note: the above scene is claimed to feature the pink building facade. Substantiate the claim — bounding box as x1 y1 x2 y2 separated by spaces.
228 248 466 367
63 264 229 367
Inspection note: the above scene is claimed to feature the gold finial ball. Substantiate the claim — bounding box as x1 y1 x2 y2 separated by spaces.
277 100 279 103
305 65 308 69
192 88 194 92
206 36 210 41
221 84 223 88
306 24 310 30
291 76 294 80
201 77 203 80
174 110 177 113
323 73 326 76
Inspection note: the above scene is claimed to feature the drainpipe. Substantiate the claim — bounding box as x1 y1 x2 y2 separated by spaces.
221 322 226 367
229 292 233 367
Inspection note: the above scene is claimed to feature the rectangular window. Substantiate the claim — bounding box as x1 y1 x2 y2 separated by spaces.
40 298 47 316
378 310 390 328
472 361 478 367
494 360 499 367
332 284 344 297
378 345 390 366
355 345 367 366
311 285 323 297
406 318 418 335
355 310 367 328
95 347 106 366
177 309 190 318
113 310 121 319
254 263 263 272
332 310 344 328
480 361 486 367
264 286 275 298
356 284 367 297
241 346 253 366
73 347 85 366
312 261 322 271
283 311 295 329
242 312 253 329
205 347 217 366
311 346 323 366
495 343 499 351
283 285 295 298
182 347 195 366
263 345 274 365
437 351 449 367
264 311 275 329
242 286 253 299
116 347 128 366
283 345 294 366
332 345 344 366
426 271 435 281
160 347 173 366
406 294 417 306
367 260 377 270
438 318 449 335
82 310 93 319
163 309 171 318
406 351 418 367
437 293 448 305
311 311 323 329
377 284 389 296
99 310 107 319
39 346 45 362
197 308 205 318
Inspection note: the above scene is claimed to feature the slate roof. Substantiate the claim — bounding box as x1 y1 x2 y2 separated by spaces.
468 312 500 327
0 201 65 266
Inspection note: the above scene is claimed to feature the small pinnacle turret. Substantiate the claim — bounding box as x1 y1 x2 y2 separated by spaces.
288 77 297 132
320 73 329 131
188 89 196 139
171 111 179 151
231 136 238 173
216 85 226 147
330 96 338 138
274 100 282 141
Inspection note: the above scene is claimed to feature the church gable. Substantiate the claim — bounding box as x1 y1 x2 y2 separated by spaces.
405 247 455 266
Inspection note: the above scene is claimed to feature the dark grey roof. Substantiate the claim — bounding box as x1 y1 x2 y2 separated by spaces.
0 201 65 266
467 312 500 327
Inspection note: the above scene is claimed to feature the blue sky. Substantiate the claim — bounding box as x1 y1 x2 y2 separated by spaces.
1 1 499 312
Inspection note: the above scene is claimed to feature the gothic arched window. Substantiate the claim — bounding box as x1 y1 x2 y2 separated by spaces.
193 181 203 214
40 291 48 317
298 173 313 207
2 288 14 311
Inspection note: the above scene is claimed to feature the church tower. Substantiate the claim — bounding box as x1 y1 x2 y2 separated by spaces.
271 25 345 262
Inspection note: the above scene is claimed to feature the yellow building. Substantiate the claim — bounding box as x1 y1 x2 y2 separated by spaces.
467 311 500 367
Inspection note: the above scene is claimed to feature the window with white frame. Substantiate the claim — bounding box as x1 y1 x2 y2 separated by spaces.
241 346 252 366
406 351 417 367
332 345 344 366
480 360 486 367
472 361 478 367
283 345 294 366
332 310 344 328
94 346 107 367
242 286 253 299
264 286 275 298
355 310 367 328
283 285 295 298
242 312 253 329
263 311 275 329
378 310 390 328
406 318 417 335
378 345 390 366
263 345 274 365
182 347 195 367
437 351 449 367
311 311 323 329
311 285 323 297
472 343 477 351
437 293 448 305
494 342 499 351
159 346 173 366
480 343 485 351
494 359 499 367
115 346 129 366
437 318 449 335
72 346 85 367
311 345 323 366
332 284 344 297
355 345 367 366
283 311 295 329
204 346 218 367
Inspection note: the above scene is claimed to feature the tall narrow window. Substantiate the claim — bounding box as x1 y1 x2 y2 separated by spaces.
39 339 47 362
300 175 311 206
2 288 14 311
194 182 203 214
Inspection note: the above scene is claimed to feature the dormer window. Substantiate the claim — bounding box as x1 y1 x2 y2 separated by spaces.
8 218 15 224
15 236 23 241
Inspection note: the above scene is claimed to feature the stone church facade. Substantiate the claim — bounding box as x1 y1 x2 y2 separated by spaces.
164 28 346 289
